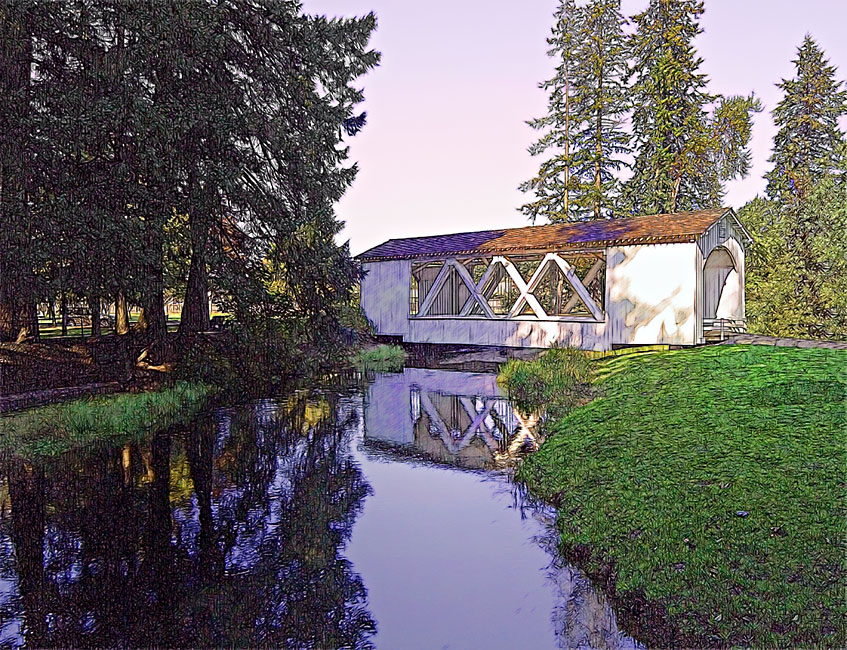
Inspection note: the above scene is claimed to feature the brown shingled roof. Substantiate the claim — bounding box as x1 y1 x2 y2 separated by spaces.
358 208 741 261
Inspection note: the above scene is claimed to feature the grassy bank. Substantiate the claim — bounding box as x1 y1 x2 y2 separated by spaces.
0 381 216 458
504 345 846 647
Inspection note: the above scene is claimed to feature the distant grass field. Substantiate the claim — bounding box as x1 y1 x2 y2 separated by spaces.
37 315 178 338
36 313 227 338
505 345 846 648
0 381 215 457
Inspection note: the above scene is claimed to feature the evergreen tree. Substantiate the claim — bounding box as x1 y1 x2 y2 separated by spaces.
741 139 847 339
521 0 630 222
569 0 631 220
743 38 846 340
764 35 847 202
519 0 582 223
623 0 759 214
0 0 379 350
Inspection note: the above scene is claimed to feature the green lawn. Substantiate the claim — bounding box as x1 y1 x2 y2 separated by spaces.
510 345 846 648
37 314 191 338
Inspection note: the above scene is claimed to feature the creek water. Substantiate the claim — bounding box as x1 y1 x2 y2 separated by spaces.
0 368 640 649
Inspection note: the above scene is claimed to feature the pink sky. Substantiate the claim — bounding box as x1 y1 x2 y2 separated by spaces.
301 0 847 255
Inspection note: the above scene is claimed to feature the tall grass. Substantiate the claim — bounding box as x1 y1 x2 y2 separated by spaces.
350 344 406 372
0 381 215 458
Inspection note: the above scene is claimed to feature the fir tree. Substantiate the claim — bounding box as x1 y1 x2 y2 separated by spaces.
741 139 847 339
765 35 847 202
569 0 631 220
623 0 759 214
519 0 582 223
520 0 630 222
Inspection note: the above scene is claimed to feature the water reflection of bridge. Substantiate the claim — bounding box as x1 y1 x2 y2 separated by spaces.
364 368 537 469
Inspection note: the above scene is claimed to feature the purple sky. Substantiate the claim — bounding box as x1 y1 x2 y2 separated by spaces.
301 0 847 255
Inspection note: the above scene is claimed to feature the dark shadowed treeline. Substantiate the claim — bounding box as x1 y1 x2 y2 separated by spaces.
0 1 379 346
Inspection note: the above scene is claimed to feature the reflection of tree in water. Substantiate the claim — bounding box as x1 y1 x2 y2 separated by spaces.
0 393 375 648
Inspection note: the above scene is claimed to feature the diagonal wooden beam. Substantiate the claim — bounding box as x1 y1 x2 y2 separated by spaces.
448 260 496 318
458 397 502 452
561 258 604 314
416 260 451 317
506 254 553 319
458 260 499 316
420 391 477 454
458 397 495 434
419 390 453 441
550 254 604 320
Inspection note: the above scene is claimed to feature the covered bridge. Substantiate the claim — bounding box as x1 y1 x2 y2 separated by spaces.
357 208 751 351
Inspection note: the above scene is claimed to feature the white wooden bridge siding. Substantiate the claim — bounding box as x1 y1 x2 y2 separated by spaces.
360 216 746 350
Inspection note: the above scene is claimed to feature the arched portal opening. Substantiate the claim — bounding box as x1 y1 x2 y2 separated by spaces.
703 246 744 340
704 247 737 319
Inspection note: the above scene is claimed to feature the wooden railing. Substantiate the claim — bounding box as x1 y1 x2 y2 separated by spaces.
703 318 747 342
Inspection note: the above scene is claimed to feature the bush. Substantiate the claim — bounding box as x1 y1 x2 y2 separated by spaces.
498 345 591 416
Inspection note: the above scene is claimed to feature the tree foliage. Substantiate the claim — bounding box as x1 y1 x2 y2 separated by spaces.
623 0 760 215
741 35 847 340
520 0 582 223
0 0 379 348
522 0 759 223
520 0 630 222
764 35 847 202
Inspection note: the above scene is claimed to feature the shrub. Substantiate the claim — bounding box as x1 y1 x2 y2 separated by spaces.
498 345 591 416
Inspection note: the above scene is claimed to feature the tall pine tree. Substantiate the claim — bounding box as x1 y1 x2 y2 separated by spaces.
765 35 847 202
623 0 758 214
520 0 630 222
520 0 581 222
741 37 846 340
569 0 631 220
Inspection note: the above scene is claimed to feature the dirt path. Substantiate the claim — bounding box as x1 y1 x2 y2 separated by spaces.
0 381 124 414
718 334 847 350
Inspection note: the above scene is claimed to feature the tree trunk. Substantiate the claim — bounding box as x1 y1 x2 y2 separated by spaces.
115 291 129 334
60 294 68 336
0 278 16 342
15 302 38 342
595 65 604 221
670 175 682 213
139 284 167 342
0 6 33 343
90 296 101 337
179 215 210 335
563 53 570 219
134 306 146 332
48 299 56 326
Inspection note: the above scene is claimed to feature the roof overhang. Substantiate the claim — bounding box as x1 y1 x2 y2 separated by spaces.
356 208 737 263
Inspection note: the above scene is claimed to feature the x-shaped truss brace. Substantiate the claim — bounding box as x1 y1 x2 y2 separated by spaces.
416 253 604 321
417 389 540 457
507 253 604 320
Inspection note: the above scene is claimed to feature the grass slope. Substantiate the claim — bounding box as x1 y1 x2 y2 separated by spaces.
0 381 215 458
515 345 846 647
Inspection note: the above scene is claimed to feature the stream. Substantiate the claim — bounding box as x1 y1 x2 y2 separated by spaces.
0 368 641 649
